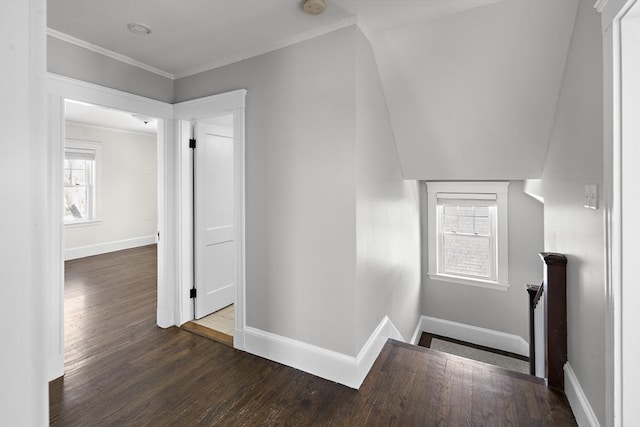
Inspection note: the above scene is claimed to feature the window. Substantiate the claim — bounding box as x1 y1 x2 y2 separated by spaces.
64 140 102 225
426 182 509 290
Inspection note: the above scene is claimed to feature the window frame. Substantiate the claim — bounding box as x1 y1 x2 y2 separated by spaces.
426 181 509 291
64 139 103 227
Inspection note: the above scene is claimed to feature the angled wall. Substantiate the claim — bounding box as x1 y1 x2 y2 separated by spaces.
372 0 578 180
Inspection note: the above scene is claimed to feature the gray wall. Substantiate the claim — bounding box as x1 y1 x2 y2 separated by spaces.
177 27 359 355
176 26 421 356
354 30 421 349
422 181 543 342
540 1 605 423
48 37 174 103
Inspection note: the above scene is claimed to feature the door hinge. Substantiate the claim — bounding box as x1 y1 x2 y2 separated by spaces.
190 288 197 299
189 138 196 149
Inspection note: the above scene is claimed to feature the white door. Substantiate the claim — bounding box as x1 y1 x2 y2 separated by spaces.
194 121 235 319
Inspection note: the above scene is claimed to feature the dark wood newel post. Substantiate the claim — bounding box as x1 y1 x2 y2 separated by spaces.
540 252 567 391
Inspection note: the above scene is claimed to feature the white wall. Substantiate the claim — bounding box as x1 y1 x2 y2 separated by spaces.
48 36 174 103
64 123 157 253
422 181 543 342
0 0 48 424
541 1 605 423
176 27 359 355
371 0 578 180
355 30 421 348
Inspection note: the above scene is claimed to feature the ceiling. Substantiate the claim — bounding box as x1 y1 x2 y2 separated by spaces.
47 0 501 79
65 100 158 134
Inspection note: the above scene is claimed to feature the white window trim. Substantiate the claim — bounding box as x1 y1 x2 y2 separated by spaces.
426 181 509 291
64 139 103 226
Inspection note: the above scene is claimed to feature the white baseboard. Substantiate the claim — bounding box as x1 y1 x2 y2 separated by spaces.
419 316 529 357
410 317 423 344
65 235 156 260
565 363 600 427
243 316 402 389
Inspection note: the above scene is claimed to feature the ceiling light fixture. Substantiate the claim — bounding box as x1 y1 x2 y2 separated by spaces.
303 0 327 15
127 22 152 35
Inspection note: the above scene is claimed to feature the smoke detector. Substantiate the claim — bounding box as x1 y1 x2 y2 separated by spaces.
303 0 327 15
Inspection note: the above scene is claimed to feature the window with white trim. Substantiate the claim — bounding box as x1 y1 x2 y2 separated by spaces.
64 140 102 225
426 182 509 290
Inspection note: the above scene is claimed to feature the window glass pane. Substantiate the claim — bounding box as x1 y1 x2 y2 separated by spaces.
71 170 87 186
64 186 89 220
443 215 457 232
457 205 474 216
443 234 491 277
475 205 490 216
70 159 87 170
443 205 458 215
475 217 490 235
457 216 474 234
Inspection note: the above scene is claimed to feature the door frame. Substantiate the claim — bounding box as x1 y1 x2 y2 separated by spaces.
173 89 247 350
46 73 174 380
600 0 640 424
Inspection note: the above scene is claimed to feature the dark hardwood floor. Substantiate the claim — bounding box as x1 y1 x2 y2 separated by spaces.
51 245 577 426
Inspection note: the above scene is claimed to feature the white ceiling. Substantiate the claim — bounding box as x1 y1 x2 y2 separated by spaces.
47 0 501 79
65 100 158 134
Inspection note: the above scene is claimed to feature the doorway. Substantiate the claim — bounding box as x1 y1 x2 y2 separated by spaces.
183 114 236 346
60 99 162 367
174 89 247 351
46 75 174 380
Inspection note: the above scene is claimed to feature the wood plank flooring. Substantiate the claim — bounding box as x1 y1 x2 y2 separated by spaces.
50 245 577 426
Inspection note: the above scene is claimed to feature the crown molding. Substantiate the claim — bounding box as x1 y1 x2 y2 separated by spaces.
594 0 610 12
174 16 358 79
47 28 175 80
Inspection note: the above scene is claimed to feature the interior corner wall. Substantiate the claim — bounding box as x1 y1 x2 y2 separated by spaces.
174 27 359 356
64 123 157 252
422 181 543 342
47 36 174 103
354 29 421 349
540 1 605 423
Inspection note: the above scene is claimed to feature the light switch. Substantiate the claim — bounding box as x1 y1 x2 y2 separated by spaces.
584 184 598 209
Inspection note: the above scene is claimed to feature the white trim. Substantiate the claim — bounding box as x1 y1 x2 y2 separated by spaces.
427 273 509 291
46 74 174 380
565 363 601 427
47 28 174 80
173 90 247 353
174 18 358 79
243 316 402 389
425 181 510 289
64 139 103 224
64 235 156 261
47 73 173 119
410 317 424 345
418 315 529 357
601 2 639 425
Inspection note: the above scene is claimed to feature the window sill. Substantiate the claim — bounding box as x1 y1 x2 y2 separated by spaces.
427 273 509 291
64 219 103 228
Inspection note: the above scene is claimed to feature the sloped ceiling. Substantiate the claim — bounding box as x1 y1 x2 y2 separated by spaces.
371 0 579 180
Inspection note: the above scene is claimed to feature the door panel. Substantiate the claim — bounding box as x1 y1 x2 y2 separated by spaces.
195 122 235 319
